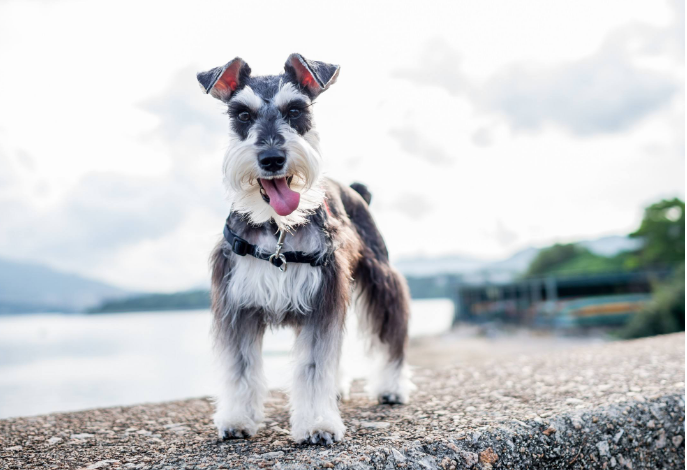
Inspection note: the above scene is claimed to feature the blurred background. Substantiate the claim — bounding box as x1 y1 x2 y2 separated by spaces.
0 0 683 419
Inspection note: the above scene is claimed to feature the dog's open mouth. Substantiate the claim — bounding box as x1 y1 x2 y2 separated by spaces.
258 176 299 216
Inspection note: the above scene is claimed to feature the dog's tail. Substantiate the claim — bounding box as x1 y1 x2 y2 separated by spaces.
350 182 372 205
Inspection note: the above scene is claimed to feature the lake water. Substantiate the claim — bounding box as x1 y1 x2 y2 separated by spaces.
0 299 453 419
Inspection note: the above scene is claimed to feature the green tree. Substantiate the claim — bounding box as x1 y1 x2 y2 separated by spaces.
524 243 627 277
619 263 685 338
627 198 685 269
620 198 685 338
525 243 585 277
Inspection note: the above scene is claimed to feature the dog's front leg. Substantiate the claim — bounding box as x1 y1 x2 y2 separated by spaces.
290 316 345 445
213 309 267 439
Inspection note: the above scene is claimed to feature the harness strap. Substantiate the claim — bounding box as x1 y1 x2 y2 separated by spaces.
223 219 328 268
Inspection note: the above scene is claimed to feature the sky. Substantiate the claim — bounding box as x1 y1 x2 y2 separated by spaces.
0 0 683 292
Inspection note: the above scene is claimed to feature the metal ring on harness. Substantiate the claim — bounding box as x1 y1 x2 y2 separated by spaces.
269 253 288 272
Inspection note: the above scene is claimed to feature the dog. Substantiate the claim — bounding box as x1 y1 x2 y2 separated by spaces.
197 53 413 445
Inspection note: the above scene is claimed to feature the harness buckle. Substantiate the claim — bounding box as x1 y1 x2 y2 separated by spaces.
232 237 249 256
269 229 288 272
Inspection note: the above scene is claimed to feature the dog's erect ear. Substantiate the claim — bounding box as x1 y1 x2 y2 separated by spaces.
284 53 340 98
197 57 251 101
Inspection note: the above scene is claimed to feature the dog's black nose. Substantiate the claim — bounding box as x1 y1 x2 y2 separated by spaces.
258 149 286 172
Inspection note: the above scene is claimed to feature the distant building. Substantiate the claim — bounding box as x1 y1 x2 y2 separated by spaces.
453 270 670 328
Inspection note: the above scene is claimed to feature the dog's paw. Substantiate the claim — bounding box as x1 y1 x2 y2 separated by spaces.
369 365 414 405
303 430 336 445
220 427 252 440
378 392 406 405
291 415 345 446
214 413 259 440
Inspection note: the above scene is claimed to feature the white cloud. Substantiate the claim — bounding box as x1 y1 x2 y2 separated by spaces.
482 28 680 135
0 0 682 290
395 14 683 136
0 64 231 289
388 126 454 165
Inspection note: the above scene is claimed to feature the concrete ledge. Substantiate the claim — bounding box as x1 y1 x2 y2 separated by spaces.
1 333 684 469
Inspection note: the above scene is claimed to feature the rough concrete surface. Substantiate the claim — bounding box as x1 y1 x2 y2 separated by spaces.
1 333 684 469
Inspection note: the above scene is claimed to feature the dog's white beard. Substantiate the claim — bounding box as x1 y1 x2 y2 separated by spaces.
223 126 325 228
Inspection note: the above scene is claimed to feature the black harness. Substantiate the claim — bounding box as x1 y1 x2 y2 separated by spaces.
223 216 329 269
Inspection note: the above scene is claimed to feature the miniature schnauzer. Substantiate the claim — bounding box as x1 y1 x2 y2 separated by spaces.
197 53 413 445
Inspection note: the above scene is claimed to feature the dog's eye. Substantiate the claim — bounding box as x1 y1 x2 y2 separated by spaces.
237 111 251 122
288 108 301 119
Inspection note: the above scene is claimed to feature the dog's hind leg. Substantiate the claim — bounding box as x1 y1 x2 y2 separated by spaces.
340 181 414 404
355 257 414 404
336 360 352 402
213 308 267 439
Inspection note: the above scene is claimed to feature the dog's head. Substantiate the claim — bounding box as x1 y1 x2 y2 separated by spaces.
198 54 339 227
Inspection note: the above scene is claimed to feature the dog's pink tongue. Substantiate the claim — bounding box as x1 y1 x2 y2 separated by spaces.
260 178 300 216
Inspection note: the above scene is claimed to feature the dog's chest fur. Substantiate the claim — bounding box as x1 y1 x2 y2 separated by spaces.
225 221 326 324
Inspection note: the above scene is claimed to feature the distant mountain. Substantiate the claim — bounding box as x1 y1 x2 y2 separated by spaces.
482 246 540 273
395 235 639 278
394 254 486 277
581 235 642 257
396 248 539 279
0 257 133 314
89 290 210 313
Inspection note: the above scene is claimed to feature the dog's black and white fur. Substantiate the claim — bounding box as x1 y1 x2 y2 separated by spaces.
197 54 412 445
